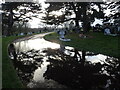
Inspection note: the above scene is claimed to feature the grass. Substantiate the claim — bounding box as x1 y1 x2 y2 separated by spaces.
44 32 119 58
0 37 2 89
2 36 25 88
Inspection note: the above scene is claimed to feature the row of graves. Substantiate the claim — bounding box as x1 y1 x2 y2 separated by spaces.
57 22 119 41
93 22 120 36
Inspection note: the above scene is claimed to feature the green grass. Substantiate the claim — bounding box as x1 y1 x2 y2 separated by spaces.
44 32 119 58
2 36 25 88
0 37 2 89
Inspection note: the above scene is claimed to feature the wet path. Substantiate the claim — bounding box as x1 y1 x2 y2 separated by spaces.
8 32 120 89
12 32 52 43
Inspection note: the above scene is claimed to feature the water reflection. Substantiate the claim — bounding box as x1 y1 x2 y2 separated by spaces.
14 38 60 52
42 48 109 89
8 36 120 89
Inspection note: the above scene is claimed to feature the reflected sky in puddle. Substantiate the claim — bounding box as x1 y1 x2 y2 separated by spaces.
33 57 49 82
13 37 107 64
14 38 60 52
8 35 119 89
86 54 107 64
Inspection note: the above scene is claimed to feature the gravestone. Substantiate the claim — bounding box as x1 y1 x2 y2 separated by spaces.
58 29 71 41
104 28 117 36
59 30 65 39
104 28 111 35
18 33 24 36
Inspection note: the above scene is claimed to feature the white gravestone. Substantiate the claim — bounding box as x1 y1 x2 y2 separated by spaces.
59 30 71 41
104 28 111 35
59 30 65 39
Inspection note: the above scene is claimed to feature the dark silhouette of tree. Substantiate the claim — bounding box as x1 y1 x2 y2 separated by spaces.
103 2 120 24
8 48 44 84
8 44 120 89
2 2 41 36
42 2 105 33
42 2 68 28
42 48 109 89
102 57 120 89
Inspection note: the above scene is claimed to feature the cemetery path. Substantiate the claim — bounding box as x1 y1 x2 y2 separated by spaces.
12 32 53 43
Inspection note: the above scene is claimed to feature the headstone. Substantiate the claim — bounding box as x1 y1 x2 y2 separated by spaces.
104 28 111 35
104 28 117 36
59 30 65 39
59 29 71 41
20 33 24 36
27 32 31 35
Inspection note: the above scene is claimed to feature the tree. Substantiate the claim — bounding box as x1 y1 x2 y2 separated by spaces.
103 2 120 24
42 2 105 33
102 1 120 34
41 2 68 28
65 2 105 33
2 2 41 36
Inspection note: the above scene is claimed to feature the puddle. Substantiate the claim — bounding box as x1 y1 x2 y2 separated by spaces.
8 34 120 89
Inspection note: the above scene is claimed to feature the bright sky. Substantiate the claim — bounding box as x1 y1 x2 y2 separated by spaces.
28 0 49 28
92 18 103 26
0 0 2 4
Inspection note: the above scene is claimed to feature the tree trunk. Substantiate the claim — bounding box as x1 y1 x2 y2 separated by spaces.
75 11 80 27
71 3 79 27
82 5 88 34
75 19 79 27
7 9 14 36
81 50 86 66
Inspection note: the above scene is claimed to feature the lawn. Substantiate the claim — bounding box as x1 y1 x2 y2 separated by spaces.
44 32 119 58
0 37 2 89
2 36 24 88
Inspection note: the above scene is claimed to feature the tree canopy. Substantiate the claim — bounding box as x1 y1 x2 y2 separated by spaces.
103 2 120 25
42 2 105 33
2 2 41 36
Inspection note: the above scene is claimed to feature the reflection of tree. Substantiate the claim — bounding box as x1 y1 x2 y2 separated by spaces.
9 45 120 89
8 43 17 60
43 48 111 89
102 57 120 89
11 49 44 85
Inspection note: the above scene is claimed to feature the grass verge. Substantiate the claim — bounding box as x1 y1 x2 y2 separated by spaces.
44 32 119 58
2 36 26 88
2 32 51 88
